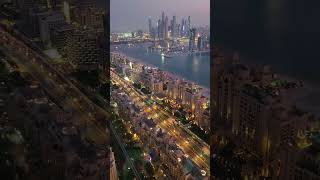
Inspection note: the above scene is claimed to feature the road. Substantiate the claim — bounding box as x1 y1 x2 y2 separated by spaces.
110 122 142 180
111 70 210 175
0 24 142 179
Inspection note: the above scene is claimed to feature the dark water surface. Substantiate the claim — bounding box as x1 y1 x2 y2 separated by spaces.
112 43 210 88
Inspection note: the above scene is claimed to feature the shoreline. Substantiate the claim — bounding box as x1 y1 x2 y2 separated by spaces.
112 51 210 97
112 43 210 87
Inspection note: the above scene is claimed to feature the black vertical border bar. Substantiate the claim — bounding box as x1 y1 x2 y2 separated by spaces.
210 0 214 179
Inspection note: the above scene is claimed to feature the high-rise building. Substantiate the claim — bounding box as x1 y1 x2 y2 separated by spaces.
172 15 176 38
167 80 179 99
236 83 308 161
75 0 105 32
38 10 65 46
184 87 200 114
164 16 168 39
187 16 191 36
161 11 165 25
17 0 34 12
161 11 165 39
189 28 196 51
50 22 74 54
195 96 210 131
148 17 153 38
181 18 186 37
212 53 315 179
47 0 62 9
62 1 71 23
197 36 202 51
157 19 161 39
20 7 45 37
66 28 100 71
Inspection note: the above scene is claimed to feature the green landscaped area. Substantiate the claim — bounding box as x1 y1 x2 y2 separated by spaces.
174 110 189 125
141 87 151 95
188 124 209 144
133 82 142 89
146 99 154 106
73 70 100 88
111 116 147 180
133 82 151 94
122 148 145 180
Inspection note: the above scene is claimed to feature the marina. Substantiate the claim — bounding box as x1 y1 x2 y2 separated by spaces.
111 42 210 88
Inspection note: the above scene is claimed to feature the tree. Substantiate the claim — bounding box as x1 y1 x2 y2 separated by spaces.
145 162 155 178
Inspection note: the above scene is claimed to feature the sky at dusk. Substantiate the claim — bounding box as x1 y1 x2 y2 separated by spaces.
110 0 210 32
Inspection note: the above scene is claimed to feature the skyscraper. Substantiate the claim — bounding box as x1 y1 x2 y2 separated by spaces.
164 16 168 39
181 18 185 37
38 11 65 47
187 16 191 36
148 17 153 38
197 36 202 51
157 19 161 39
172 15 176 38
161 11 165 25
189 28 196 51
161 11 165 39
66 28 100 71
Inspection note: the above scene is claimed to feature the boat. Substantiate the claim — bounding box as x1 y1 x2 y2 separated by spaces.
161 52 173 58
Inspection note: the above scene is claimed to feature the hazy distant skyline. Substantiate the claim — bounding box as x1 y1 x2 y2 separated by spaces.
110 0 210 32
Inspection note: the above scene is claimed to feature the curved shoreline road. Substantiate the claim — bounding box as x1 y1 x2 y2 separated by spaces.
111 70 210 175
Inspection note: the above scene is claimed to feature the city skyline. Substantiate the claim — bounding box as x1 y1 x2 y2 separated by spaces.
1 0 320 179
110 0 210 32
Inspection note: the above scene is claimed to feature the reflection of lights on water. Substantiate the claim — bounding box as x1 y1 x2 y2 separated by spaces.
192 57 199 73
